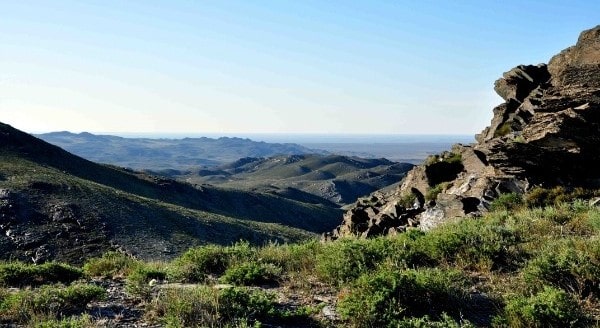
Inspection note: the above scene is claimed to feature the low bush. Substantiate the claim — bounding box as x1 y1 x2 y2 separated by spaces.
337 268 468 327
490 192 523 211
82 251 139 278
315 238 388 285
0 284 105 323
398 193 417 208
523 186 599 209
494 122 512 137
395 313 475 328
419 217 522 271
383 229 434 269
498 286 586 327
523 239 600 297
146 286 274 327
125 262 168 299
426 182 449 202
219 261 282 286
0 262 83 287
168 242 254 283
257 240 320 274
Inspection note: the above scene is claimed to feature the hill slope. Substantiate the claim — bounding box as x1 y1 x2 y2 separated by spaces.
179 154 413 206
0 123 341 263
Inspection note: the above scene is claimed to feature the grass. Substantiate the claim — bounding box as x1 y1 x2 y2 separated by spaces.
219 262 282 286
498 286 587 327
0 262 83 287
494 122 513 137
0 283 105 324
82 251 140 278
145 285 294 327
3 189 600 326
337 267 469 327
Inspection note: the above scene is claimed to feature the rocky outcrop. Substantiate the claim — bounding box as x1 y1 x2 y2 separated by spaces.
326 25 600 239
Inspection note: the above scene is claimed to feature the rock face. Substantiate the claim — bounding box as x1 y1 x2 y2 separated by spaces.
325 25 600 239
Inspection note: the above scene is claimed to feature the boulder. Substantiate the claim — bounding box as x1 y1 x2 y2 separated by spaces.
326 25 600 240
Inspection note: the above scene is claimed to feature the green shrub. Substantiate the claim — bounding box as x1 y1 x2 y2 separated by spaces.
522 186 599 209
147 286 274 327
337 268 468 327
444 152 462 165
398 193 417 208
584 207 600 233
494 122 512 137
82 251 139 278
0 262 83 287
426 182 449 202
168 242 254 283
419 217 522 271
257 240 320 274
126 262 167 299
219 262 282 286
218 287 275 322
490 193 523 211
499 286 586 327
523 239 600 297
315 238 388 285
0 284 105 323
378 230 434 269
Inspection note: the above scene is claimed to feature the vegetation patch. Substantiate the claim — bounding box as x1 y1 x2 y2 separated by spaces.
490 192 524 211
168 242 254 283
219 261 282 286
523 239 600 297
146 286 275 327
494 122 513 137
337 268 469 327
426 182 450 202
3 195 600 326
0 262 83 287
315 238 388 285
497 286 586 327
0 283 105 324
82 251 140 278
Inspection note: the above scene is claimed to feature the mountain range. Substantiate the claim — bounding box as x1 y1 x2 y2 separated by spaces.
35 131 327 170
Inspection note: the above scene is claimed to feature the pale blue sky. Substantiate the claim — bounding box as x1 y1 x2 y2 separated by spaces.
1 1 598 134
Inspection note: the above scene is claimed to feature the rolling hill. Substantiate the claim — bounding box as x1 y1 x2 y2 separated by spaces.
0 122 341 263
178 155 414 206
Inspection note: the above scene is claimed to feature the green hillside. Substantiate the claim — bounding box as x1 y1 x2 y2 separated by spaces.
0 122 341 263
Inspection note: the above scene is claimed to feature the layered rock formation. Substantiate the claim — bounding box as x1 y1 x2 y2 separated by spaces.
326 25 600 239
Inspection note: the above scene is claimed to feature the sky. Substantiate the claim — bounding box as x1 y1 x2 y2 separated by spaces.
1 1 599 135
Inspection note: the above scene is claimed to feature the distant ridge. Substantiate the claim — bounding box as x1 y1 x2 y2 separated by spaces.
36 131 327 170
